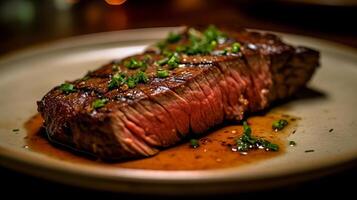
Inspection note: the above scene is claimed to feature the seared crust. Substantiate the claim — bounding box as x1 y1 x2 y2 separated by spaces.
38 28 319 160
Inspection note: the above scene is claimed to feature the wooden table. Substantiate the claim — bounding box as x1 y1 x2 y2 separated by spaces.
0 0 356 197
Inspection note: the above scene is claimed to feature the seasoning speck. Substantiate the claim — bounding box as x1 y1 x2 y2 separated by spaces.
289 141 296 146
305 149 314 153
329 128 334 132
12 128 20 132
189 139 200 148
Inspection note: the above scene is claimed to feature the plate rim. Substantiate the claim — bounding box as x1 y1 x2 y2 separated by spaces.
0 27 357 192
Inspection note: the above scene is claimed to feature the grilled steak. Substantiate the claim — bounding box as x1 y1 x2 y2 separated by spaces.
37 26 319 160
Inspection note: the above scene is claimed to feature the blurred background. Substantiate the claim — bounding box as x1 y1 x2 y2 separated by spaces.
0 0 357 197
1 0 357 55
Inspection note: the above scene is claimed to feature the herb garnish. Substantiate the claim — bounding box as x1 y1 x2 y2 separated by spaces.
156 57 169 66
157 69 169 78
108 71 149 90
126 71 149 88
59 83 76 94
167 54 180 69
92 98 108 109
289 141 296 146
236 121 279 152
190 139 200 148
167 32 181 43
272 119 288 131
108 72 126 89
112 64 119 71
124 58 147 70
231 42 241 53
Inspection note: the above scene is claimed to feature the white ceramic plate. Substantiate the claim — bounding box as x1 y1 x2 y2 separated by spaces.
0 27 356 194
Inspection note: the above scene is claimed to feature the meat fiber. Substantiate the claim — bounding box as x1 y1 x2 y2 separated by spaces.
37 27 319 160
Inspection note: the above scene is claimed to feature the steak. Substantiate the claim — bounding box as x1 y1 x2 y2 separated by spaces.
37 26 319 160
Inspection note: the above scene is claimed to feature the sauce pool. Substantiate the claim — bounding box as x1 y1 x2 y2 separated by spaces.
24 113 298 170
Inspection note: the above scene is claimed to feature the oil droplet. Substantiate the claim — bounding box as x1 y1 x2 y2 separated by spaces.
23 145 29 149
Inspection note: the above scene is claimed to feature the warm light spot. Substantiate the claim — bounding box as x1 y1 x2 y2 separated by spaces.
105 0 127 6
173 0 204 11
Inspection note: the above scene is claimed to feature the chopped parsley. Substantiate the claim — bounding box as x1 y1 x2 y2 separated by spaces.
167 32 181 43
126 77 137 88
108 71 149 90
236 121 279 152
189 139 200 148
203 25 226 43
59 83 76 94
156 57 169 66
126 71 149 88
167 54 180 69
272 119 288 131
124 58 147 70
231 42 241 53
92 98 108 109
289 141 296 146
157 69 169 78
112 64 119 71
136 71 149 83
183 25 226 55
108 72 126 89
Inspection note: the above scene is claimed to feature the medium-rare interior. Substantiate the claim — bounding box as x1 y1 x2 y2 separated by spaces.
37 26 319 160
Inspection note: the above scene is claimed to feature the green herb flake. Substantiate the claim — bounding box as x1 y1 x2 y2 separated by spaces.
92 98 109 109
144 54 152 62
157 69 169 78
289 141 297 146
272 119 289 131
124 58 146 70
12 128 20 132
108 73 126 90
175 45 187 52
59 83 76 94
136 71 149 83
189 139 200 148
265 142 279 151
236 121 279 153
156 57 168 66
167 54 180 69
126 77 137 88
112 64 119 71
231 42 241 53
167 32 181 43
156 41 166 50
203 25 225 42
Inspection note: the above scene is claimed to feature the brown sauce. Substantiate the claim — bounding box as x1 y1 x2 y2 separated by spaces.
24 113 298 170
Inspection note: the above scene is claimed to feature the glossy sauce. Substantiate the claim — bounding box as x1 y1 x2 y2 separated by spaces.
25 113 298 170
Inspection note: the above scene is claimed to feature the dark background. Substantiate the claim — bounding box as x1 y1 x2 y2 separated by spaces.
0 0 356 198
